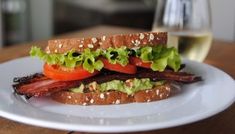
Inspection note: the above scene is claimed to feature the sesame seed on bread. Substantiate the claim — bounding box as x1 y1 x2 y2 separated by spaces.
46 32 167 54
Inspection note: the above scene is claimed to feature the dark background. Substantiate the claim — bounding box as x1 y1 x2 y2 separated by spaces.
0 0 156 46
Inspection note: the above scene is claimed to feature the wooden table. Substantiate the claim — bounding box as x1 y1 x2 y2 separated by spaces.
0 26 235 134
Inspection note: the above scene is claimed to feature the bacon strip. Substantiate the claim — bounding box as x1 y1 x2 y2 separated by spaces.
137 68 202 83
13 79 81 98
13 69 201 98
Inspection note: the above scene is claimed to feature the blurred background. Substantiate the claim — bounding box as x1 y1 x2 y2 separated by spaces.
0 0 234 47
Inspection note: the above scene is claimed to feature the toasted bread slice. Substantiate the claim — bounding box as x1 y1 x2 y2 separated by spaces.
46 32 167 54
51 83 171 105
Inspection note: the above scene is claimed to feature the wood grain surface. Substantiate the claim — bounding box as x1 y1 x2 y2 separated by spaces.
0 25 234 134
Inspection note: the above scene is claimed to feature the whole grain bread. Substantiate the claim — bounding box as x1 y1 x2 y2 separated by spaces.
46 32 167 54
51 83 171 105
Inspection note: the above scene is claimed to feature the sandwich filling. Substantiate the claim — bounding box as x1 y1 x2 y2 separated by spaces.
12 45 201 98
28 45 184 91
30 45 181 73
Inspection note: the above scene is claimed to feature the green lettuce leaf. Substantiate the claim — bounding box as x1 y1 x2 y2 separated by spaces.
30 46 66 65
81 49 104 73
102 47 129 66
139 46 153 61
139 45 181 72
30 46 103 73
30 45 181 73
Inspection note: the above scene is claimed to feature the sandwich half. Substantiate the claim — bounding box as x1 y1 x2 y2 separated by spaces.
13 32 201 105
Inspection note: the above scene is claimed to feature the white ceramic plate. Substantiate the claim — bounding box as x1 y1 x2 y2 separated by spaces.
0 57 235 133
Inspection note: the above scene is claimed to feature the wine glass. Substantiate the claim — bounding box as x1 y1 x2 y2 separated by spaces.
152 0 212 62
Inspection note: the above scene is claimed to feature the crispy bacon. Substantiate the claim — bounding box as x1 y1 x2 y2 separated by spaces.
13 68 201 98
13 73 47 84
137 68 202 83
13 79 82 98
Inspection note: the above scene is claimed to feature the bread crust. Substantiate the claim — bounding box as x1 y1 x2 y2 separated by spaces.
51 83 171 105
46 32 167 54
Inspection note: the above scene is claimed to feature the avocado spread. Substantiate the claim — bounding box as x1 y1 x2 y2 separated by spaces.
70 78 165 95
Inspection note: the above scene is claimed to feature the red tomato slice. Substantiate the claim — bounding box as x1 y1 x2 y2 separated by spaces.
43 64 99 81
129 57 151 69
100 58 136 74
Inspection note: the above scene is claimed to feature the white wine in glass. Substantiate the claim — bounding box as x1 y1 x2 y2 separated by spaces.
152 0 212 62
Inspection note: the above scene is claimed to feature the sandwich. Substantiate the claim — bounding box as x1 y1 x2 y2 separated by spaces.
13 32 201 105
